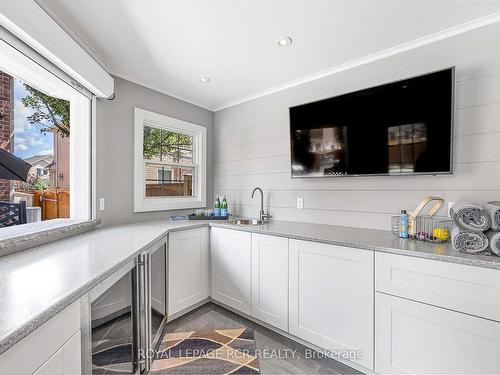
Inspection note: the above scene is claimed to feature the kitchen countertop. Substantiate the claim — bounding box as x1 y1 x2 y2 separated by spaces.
0 219 100 257
1 218 500 355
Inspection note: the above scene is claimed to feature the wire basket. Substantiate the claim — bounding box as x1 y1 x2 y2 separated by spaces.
392 215 452 243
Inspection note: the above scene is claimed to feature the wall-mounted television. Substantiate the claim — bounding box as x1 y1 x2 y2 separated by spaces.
289 68 454 178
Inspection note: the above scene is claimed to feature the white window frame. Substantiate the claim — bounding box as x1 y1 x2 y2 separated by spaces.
0 37 92 221
134 108 207 212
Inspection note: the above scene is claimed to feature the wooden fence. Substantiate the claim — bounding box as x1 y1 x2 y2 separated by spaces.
32 189 70 220
146 177 192 197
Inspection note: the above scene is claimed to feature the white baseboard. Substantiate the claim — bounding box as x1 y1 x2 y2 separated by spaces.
166 298 211 322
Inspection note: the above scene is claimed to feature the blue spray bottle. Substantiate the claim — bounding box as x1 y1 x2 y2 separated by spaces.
399 210 409 238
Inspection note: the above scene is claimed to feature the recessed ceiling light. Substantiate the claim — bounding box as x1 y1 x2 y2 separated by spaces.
276 36 292 47
199 77 210 83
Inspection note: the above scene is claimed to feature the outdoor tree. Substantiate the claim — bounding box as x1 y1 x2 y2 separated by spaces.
143 126 192 161
21 84 70 137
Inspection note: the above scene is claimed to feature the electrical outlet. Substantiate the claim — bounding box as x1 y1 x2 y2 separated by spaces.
297 197 304 209
448 201 455 217
99 198 105 211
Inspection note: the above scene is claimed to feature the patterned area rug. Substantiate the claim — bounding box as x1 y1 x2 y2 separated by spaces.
150 328 260 374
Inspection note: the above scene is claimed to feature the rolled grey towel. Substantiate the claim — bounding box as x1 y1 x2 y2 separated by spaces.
486 230 500 256
451 225 489 254
450 202 491 232
484 202 500 231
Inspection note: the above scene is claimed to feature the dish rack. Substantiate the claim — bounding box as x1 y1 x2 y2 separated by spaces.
391 197 452 243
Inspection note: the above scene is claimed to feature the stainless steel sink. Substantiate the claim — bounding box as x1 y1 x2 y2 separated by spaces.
226 218 263 225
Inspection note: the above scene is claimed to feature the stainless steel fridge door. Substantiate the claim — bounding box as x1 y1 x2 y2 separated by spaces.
89 265 139 374
149 242 167 348
137 253 148 374
138 239 167 373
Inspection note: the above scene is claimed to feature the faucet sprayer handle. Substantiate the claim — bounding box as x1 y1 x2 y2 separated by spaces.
261 212 271 223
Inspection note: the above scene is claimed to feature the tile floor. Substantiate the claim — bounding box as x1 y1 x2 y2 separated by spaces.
163 302 362 374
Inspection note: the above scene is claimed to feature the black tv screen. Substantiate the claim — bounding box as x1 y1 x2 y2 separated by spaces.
289 68 454 178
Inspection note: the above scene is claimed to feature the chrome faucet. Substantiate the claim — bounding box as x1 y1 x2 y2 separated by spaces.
251 187 270 223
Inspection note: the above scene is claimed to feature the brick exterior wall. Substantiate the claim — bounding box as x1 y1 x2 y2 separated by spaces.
0 70 13 201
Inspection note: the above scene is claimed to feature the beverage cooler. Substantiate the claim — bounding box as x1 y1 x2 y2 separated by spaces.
83 237 167 374
137 239 167 373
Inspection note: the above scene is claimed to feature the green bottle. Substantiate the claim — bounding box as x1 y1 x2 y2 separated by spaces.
214 195 221 216
220 195 228 217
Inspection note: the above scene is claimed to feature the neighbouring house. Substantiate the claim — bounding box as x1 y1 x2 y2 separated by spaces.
52 131 70 189
22 141 69 190
23 154 55 186
21 120 70 191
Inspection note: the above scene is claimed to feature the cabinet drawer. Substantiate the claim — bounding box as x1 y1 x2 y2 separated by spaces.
375 252 500 321
375 292 500 374
34 331 81 375
0 300 81 374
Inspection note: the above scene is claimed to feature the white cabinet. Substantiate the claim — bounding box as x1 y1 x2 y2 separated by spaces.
0 301 81 375
289 239 374 370
375 292 500 374
251 233 289 331
168 228 209 315
376 252 500 322
34 331 81 375
211 227 252 314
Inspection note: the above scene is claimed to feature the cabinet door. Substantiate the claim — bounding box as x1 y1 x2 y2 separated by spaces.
34 331 81 375
251 233 288 331
0 301 81 375
375 293 500 374
289 240 374 370
169 228 209 315
211 227 252 314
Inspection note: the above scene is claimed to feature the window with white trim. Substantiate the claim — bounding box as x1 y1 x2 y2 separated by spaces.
134 108 206 212
0 36 92 231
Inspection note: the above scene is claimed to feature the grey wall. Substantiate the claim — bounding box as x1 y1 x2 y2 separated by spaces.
96 77 214 225
214 22 500 231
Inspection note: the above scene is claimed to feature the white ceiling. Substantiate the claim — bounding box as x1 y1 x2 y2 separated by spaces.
41 0 500 111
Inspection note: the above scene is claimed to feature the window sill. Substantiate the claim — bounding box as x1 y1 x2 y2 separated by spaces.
0 219 101 257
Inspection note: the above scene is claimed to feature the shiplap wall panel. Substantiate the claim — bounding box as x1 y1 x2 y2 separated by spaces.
222 190 500 215
454 102 500 136
215 122 288 148
216 138 289 163
215 133 500 165
214 164 500 192
214 23 500 230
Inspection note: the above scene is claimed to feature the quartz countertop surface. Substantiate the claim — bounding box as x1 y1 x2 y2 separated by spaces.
1 218 500 355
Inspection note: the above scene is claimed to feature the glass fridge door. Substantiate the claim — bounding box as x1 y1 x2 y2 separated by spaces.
140 241 167 373
90 269 138 374
150 242 167 348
